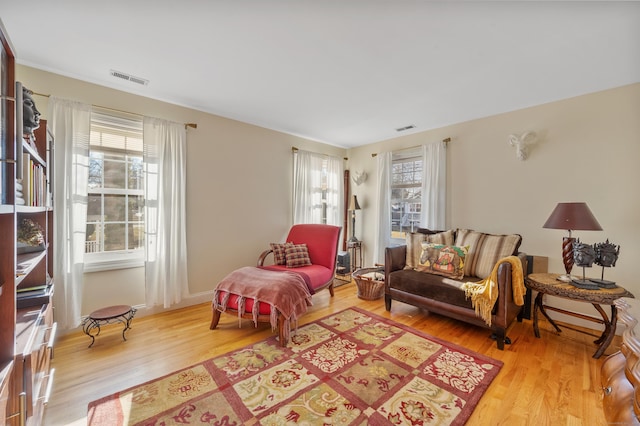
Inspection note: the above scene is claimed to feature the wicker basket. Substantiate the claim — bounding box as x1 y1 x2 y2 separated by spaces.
352 267 385 300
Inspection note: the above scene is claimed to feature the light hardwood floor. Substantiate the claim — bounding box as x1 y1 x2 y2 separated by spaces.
44 281 615 425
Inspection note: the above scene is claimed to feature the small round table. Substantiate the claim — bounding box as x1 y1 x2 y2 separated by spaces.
526 273 634 358
82 305 137 348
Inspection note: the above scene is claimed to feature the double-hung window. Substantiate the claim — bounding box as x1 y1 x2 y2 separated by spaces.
292 150 342 226
390 148 422 239
84 108 145 271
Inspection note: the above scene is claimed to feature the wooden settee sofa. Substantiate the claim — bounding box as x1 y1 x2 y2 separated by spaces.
384 228 528 349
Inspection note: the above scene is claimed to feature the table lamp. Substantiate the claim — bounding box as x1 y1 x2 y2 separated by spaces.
348 195 361 243
542 202 602 282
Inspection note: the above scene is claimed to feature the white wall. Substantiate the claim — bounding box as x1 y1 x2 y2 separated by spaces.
16 65 347 320
348 83 640 326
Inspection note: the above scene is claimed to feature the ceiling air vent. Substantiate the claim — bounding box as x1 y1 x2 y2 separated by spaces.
395 125 416 132
110 69 149 86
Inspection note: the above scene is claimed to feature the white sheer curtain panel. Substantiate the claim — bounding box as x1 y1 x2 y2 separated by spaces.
49 97 91 330
293 150 343 226
143 117 189 308
420 141 447 230
373 151 392 265
323 154 343 226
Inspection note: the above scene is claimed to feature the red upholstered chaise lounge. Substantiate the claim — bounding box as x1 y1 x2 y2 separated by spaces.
210 224 341 346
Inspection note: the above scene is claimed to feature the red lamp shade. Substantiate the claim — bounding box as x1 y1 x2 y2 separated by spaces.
543 202 602 232
543 202 602 280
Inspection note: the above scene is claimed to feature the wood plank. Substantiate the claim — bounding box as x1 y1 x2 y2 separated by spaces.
43 281 614 425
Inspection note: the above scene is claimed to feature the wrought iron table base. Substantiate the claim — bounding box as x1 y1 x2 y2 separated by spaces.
82 305 137 348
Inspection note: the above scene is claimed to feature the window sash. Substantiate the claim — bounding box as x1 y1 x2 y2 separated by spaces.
85 108 145 271
390 150 423 238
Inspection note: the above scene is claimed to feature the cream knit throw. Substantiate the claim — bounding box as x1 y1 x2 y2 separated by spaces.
461 255 525 326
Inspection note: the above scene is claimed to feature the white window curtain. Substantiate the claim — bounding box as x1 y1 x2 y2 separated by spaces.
293 150 343 226
143 117 189 308
324 154 343 226
373 142 447 265
420 140 447 230
49 97 91 330
373 151 392 265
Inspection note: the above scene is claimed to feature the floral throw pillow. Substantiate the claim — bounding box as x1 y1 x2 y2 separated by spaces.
404 229 455 270
285 243 312 268
416 243 468 280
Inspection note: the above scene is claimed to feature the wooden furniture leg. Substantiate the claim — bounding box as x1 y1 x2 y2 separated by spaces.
211 305 291 347
592 304 617 359
210 309 221 330
533 292 562 338
277 314 288 346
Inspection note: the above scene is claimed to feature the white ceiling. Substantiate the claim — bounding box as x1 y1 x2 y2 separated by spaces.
1 1 638 148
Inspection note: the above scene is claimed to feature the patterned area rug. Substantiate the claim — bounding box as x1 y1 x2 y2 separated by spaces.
87 307 502 425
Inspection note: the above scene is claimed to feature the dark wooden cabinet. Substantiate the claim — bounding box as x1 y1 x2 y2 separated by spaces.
601 298 640 425
0 19 56 426
0 17 18 426
10 120 56 426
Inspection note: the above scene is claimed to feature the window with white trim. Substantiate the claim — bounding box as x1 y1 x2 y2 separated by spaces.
391 148 422 239
84 109 145 271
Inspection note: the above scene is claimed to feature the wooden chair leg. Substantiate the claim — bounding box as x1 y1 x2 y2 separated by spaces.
210 309 222 330
328 281 335 297
278 314 288 347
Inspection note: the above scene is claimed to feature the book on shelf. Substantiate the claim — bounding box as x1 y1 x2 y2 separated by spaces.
16 275 52 294
20 152 46 207
16 284 48 293
22 153 31 206
16 283 53 309
16 287 48 299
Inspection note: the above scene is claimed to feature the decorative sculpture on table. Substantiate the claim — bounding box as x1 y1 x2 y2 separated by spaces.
590 239 619 288
571 239 599 289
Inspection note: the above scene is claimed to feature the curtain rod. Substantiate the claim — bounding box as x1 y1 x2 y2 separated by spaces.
371 137 451 157
292 146 348 161
31 91 197 129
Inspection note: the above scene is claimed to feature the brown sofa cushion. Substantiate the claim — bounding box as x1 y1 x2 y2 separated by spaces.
455 229 522 279
388 269 474 310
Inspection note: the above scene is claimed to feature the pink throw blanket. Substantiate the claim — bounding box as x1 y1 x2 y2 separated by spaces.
213 266 313 339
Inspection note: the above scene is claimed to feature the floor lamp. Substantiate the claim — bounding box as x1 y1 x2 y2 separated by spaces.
348 195 361 243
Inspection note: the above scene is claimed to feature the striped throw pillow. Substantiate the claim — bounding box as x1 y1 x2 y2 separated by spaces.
455 229 521 279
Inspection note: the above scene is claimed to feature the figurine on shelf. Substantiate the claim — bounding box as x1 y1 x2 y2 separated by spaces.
590 239 619 288
23 86 41 145
571 239 599 289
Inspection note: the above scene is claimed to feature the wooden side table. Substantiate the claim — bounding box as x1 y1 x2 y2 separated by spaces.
82 305 136 348
347 240 362 272
525 273 634 358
